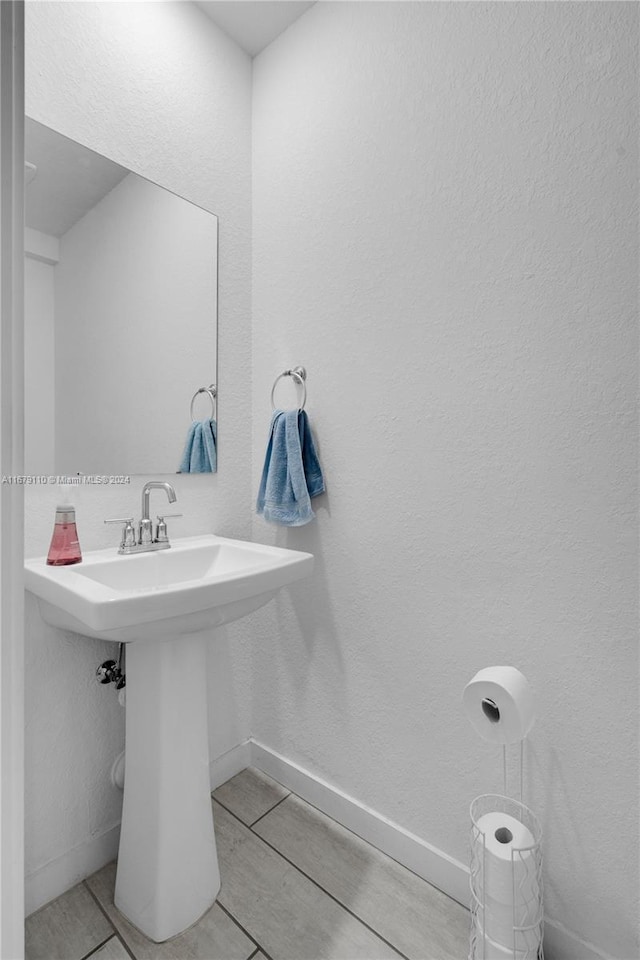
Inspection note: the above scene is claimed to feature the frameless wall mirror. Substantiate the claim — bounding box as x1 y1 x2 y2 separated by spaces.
24 117 218 476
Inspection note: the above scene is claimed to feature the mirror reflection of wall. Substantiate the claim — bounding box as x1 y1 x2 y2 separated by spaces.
24 117 219 476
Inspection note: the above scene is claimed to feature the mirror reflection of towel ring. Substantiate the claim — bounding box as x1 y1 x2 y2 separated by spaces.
190 384 217 421
270 366 307 411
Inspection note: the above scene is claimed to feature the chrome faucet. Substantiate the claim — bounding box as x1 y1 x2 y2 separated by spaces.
139 481 177 546
105 481 182 555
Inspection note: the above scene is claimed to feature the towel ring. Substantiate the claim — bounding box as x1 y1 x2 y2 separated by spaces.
190 384 217 421
270 366 307 412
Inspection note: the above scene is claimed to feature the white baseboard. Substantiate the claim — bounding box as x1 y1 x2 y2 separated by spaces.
209 739 253 791
249 740 614 960
25 823 120 917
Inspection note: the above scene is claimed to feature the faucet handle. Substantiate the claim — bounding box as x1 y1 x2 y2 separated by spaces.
155 514 183 543
104 518 136 549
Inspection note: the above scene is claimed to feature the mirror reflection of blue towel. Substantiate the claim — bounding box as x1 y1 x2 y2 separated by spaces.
256 409 325 526
177 419 217 473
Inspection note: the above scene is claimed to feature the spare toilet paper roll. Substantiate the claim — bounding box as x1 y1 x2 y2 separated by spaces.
463 666 534 744
483 891 542 953
474 810 539 905
476 922 537 960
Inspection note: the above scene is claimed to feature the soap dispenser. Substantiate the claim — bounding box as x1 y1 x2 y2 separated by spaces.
46 504 82 566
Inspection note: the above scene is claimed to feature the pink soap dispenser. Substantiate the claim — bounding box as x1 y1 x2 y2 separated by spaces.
46 504 82 566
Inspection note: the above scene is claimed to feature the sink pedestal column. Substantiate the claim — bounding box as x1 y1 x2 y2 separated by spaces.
114 633 220 942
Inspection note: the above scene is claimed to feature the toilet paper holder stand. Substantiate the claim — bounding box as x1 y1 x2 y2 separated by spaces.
465 669 542 959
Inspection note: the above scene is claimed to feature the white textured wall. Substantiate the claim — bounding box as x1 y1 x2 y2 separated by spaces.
25 0 252 908
24 254 55 475
251 3 639 957
55 173 217 475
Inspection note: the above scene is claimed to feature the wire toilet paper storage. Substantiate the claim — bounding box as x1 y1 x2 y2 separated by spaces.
464 667 544 960
469 793 543 960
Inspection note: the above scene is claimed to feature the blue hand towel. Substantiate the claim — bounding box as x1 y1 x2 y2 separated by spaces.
256 409 325 526
178 419 217 473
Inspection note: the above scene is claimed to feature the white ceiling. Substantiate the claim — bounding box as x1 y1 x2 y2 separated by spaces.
25 118 128 237
196 1 315 57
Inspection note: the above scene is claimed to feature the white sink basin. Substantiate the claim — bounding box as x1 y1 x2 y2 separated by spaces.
25 533 313 943
25 533 313 642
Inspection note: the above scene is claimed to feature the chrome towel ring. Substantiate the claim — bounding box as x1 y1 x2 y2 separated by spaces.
270 366 307 412
190 384 217 421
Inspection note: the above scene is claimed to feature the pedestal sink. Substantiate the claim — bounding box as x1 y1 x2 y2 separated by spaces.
25 534 313 942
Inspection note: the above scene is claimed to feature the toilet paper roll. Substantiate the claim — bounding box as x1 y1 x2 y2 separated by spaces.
476 922 539 960
463 666 534 744
474 811 539 905
118 688 126 707
483 891 542 953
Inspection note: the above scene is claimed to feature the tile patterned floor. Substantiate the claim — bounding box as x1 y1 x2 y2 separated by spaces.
25 767 469 960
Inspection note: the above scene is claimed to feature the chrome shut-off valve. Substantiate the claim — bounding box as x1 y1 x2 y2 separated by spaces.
96 644 126 689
